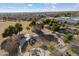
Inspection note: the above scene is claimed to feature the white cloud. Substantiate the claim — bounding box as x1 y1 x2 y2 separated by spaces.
27 4 33 6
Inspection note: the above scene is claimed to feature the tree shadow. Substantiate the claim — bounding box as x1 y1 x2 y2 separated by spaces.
35 30 44 36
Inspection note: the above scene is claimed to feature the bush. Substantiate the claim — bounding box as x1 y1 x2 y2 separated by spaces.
48 43 55 52
63 34 73 43
50 19 60 31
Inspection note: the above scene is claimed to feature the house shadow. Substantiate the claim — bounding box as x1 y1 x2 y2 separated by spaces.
43 34 55 42
36 30 56 43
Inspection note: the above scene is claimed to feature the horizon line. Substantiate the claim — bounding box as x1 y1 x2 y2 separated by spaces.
0 10 79 13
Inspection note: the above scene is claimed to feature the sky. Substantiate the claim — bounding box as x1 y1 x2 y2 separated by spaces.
0 3 79 12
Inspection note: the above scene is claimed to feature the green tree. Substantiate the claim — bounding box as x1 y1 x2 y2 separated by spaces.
8 25 18 35
64 34 73 43
42 19 51 25
2 23 23 55
26 27 30 30
15 23 23 33
2 23 23 38
2 28 10 37
29 20 36 27
50 19 60 32
36 22 44 29
2 25 18 38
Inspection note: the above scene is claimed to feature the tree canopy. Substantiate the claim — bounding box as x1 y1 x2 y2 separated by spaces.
63 34 73 43
2 23 23 38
